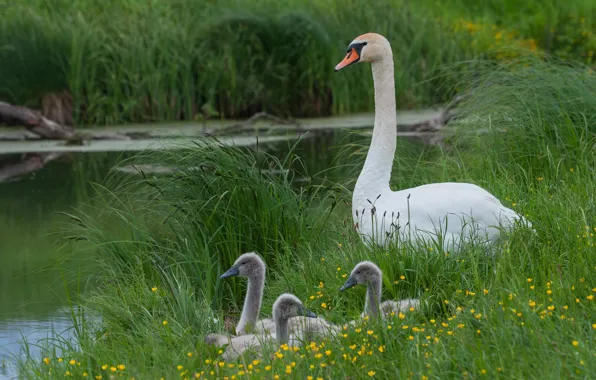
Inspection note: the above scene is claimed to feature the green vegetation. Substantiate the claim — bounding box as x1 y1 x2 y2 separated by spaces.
1 0 594 125
18 59 596 379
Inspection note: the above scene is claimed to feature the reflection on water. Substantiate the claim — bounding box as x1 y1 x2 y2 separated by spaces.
0 312 75 379
0 152 125 379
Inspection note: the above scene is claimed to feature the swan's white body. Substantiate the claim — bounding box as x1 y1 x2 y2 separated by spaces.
337 33 530 252
354 181 526 251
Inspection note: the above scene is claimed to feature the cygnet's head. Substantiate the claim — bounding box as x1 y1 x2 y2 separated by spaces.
334 33 392 72
220 252 265 279
272 293 317 321
339 261 382 291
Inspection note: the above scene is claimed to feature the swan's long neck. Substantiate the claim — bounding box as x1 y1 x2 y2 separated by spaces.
275 316 289 344
237 270 265 335
354 54 397 205
364 276 382 318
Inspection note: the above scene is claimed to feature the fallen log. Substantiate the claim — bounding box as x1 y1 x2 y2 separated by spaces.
0 101 130 141
0 101 77 139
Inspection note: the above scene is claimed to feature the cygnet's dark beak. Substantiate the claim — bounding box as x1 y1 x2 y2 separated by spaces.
220 265 240 279
339 276 357 291
300 306 317 318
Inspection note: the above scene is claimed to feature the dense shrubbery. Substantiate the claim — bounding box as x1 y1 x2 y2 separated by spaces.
1 0 593 125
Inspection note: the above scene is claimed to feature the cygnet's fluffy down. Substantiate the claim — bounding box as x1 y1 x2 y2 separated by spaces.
218 293 317 361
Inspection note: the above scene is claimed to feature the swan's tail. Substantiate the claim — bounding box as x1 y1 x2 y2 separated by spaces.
500 207 536 234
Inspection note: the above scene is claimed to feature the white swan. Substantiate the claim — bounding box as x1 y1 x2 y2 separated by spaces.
334 33 532 252
340 261 419 319
220 293 317 361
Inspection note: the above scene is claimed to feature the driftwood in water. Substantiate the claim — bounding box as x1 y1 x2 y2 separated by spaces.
0 101 77 139
214 102 461 137
0 100 130 182
397 92 466 132
206 111 303 136
0 101 130 141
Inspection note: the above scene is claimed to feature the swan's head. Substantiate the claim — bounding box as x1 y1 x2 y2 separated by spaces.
340 261 382 291
334 33 391 72
220 251 265 279
273 293 317 320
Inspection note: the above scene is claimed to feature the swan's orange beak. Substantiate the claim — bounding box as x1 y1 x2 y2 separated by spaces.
334 48 360 72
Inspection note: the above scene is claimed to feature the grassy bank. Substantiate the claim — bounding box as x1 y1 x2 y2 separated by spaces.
1 0 594 125
18 60 596 378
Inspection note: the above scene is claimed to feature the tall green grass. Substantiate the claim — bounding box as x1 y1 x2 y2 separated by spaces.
2 0 593 125
18 59 596 379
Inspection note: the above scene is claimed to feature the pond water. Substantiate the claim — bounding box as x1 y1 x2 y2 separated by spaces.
0 129 431 378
